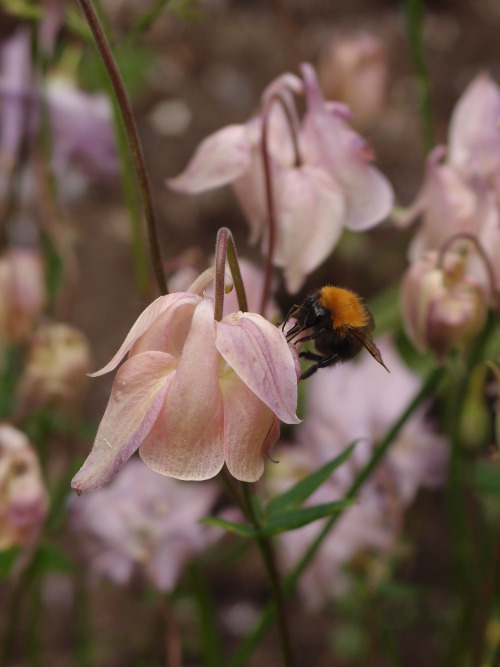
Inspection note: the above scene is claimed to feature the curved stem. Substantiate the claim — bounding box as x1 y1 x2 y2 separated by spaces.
75 0 167 296
438 232 500 321
228 365 445 667
240 482 295 667
214 227 248 321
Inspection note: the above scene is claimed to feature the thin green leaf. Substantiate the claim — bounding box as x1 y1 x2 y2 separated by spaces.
267 442 358 516
260 499 354 536
200 517 257 538
0 546 21 578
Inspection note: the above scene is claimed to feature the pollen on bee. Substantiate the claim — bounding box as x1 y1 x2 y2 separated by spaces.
318 286 370 330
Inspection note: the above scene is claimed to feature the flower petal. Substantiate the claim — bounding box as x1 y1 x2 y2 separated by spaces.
71 351 176 494
91 293 199 377
221 371 279 482
300 62 393 231
216 313 300 424
167 125 251 193
139 298 225 481
273 165 345 293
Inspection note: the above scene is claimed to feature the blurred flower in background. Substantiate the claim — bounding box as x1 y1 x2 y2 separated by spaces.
0 247 46 348
400 249 488 359
70 458 219 591
267 338 448 606
317 31 388 129
15 323 91 417
0 424 49 551
168 62 393 293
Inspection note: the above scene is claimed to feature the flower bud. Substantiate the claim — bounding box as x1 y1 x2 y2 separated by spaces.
0 248 45 344
401 251 488 360
16 323 91 416
0 424 48 550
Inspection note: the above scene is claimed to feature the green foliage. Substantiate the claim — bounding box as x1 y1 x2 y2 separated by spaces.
202 444 357 538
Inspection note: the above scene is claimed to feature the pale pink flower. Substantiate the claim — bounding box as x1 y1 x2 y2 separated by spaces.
15 323 91 415
70 459 219 591
268 337 448 605
317 31 388 128
0 424 49 550
397 74 500 296
448 73 500 183
168 64 393 293
72 292 300 493
0 248 45 345
400 250 488 359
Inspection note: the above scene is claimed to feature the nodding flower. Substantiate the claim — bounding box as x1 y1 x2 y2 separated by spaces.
72 291 300 494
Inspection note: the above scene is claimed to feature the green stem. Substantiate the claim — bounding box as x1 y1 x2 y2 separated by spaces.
403 0 435 154
75 0 167 295
228 366 445 667
240 482 295 667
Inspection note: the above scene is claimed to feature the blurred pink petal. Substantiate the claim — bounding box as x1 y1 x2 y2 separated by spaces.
300 62 393 231
448 72 500 181
168 125 251 193
273 165 345 293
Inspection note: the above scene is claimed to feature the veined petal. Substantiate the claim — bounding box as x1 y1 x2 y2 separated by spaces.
139 298 225 481
71 351 176 494
91 293 199 377
167 125 252 193
221 371 279 482
215 313 300 424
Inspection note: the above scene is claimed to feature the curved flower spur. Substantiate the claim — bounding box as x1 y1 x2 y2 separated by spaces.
72 234 300 494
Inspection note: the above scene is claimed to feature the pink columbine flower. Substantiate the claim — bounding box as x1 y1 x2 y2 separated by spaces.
0 424 49 550
400 250 488 360
70 459 219 592
168 63 393 293
71 292 300 494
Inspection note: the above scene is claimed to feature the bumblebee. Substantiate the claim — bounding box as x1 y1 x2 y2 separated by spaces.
283 285 389 380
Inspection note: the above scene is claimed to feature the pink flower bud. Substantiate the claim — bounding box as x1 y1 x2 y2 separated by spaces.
317 32 388 128
16 323 91 415
401 251 488 359
0 248 45 344
0 425 48 550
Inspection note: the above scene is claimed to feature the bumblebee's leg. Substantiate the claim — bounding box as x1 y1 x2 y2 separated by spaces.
293 328 327 345
281 304 304 332
299 350 323 362
300 353 340 380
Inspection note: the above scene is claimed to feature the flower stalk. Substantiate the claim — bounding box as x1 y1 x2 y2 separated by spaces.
214 228 248 321
75 0 167 295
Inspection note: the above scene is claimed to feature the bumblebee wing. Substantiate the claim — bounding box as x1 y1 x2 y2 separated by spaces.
353 329 390 372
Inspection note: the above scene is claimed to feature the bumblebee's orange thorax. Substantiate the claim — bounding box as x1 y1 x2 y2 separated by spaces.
318 286 369 333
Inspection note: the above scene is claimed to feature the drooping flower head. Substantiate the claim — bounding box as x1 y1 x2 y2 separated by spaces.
168 63 393 293
72 290 300 494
